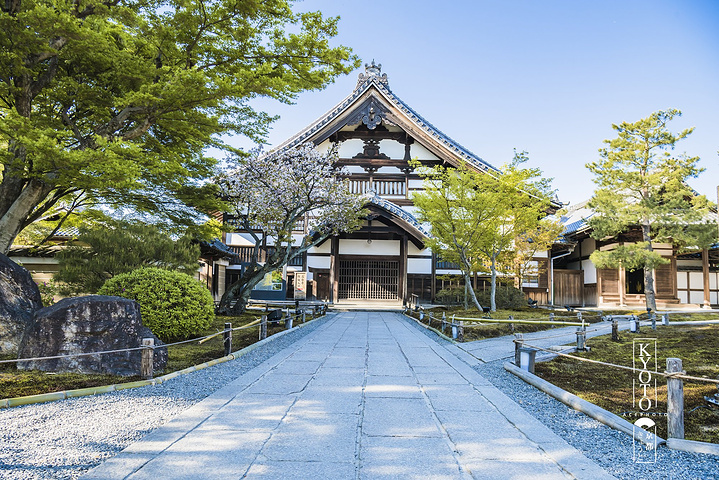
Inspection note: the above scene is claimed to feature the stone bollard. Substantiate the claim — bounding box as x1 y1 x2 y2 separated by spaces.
576 328 587 351
651 312 657 331
611 319 620 342
630 315 639 333
419 311 424 322
223 322 232 356
514 334 524 366
519 347 537 373
260 315 268 340
666 358 685 439
451 315 458 339
285 312 293 330
302 310 306 323
141 337 154 379
662 313 669 326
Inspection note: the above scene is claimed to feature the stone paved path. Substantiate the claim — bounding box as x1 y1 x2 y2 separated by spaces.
82 312 615 480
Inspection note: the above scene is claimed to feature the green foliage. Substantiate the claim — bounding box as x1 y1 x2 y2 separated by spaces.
586 109 716 309
54 218 201 295
411 151 555 311
436 284 527 309
35 280 58 307
98 267 214 341
0 0 359 253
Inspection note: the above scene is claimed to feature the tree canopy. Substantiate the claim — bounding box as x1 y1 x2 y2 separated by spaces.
0 0 359 253
216 143 365 313
412 152 555 311
587 109 715 311
54 218 201 294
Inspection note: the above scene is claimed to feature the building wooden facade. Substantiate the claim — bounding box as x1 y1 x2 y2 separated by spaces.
224 62 509 305
553 201 719 308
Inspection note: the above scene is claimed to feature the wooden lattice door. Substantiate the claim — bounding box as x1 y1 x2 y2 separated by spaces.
338 259 399 300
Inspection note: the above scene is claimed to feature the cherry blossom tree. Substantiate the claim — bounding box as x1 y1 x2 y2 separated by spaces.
216 143 364 314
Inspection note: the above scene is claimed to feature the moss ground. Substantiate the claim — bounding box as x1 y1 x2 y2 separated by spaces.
533 324 719 443
0 313 288 399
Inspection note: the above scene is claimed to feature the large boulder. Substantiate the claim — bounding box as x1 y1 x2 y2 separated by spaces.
0 253 42 355
18 295 167 376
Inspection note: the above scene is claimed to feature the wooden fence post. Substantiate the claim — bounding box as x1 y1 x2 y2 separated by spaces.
611 319 620 342
667 357 685 439
260 315 268 340
224 322 232 356
141 338 154 379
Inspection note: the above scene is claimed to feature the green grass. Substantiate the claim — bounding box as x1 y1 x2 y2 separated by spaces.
0 313 292 400
411 307 603 341
533 324 719 443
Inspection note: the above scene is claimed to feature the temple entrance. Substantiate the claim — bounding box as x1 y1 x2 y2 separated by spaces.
338 259 399 300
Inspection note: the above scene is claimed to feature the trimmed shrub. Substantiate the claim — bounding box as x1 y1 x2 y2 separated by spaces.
436 283 528 309
98 267 214 341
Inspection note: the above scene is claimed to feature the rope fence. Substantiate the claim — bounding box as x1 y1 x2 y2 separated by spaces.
0 304 328 370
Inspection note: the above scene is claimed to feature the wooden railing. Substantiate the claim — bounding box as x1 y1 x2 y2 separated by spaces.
348 178 406 196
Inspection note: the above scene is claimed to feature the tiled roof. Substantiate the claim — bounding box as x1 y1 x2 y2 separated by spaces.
366 193 430 237
274 63 499 174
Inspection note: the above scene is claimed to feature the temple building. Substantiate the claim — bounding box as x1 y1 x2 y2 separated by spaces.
222 61 542 306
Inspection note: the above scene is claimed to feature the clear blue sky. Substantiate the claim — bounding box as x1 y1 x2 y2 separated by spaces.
228 0 719 207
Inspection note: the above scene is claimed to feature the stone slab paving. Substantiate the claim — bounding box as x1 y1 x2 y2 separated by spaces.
457 319 631 363
82 312 615 480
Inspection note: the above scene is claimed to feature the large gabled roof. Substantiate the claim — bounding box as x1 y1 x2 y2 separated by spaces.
274 61 499 174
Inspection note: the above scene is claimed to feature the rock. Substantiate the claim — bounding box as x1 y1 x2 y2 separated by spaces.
0 253 43 355
18 295 167 376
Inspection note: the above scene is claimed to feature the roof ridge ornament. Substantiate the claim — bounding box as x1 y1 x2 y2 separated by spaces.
356 59 389 89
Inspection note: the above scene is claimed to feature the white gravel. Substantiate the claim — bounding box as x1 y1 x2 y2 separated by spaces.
0 318 326 480
2 314 717 480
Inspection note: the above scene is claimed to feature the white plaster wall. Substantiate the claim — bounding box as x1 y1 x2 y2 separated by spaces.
437 269 462 275
307 256 331 269
677 260 702 268
226 233 255 246
582 260 597 283
690 290 704 304
678 291 688 303
689 272 704 289
534 250 549 259
408 179 425 189
410 143 439 161
711 273 718 289
379 139 405 159
340 239 399 256
677 273 687 289
310 241 332 254
408 244 430 256
336 139 365 158
408 258 432 274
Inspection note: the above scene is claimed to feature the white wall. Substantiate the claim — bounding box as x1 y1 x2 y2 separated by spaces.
408 258 432 274
307 256 331 269
582 259 596 283
340 239 399 255
410 143 439 161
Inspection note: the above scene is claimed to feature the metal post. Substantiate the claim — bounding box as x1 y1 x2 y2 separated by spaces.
662 313 669 326
141 338 154 379
286 312 293 330
302 310 306 323
223 322 232 356
667 358 685 439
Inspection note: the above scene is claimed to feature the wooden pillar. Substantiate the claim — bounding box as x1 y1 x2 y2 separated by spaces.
619 267 626 306
399 235 408 304
702 248 711 308
330 236 339 303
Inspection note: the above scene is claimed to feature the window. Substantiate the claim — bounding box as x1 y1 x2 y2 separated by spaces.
522 261 540 287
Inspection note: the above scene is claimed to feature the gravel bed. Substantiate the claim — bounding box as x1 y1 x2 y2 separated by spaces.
0 316 327 480
403 315 718 479
474 357 718 480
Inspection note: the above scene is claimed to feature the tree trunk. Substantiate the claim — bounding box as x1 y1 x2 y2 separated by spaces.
641 223 658 311
0 178 55 254
490 256 498 312
216 262 272 315
462 270 483 311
